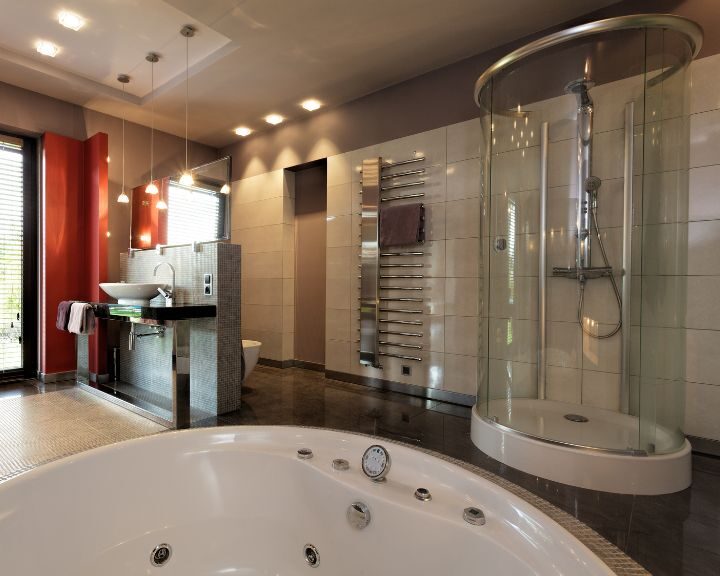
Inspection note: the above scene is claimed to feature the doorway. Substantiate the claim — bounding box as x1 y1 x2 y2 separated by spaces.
292 161 327 369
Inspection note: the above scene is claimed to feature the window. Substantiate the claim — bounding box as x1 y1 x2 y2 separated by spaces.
0 136 25 373
166 183 222 245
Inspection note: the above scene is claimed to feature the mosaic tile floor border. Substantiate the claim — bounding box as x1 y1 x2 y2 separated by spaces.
0 388 166 482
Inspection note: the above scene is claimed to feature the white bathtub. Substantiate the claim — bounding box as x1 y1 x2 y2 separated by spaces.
0 427 614 575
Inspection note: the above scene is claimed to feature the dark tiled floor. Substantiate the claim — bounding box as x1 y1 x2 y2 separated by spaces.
205 366 720 576
4 367 719 575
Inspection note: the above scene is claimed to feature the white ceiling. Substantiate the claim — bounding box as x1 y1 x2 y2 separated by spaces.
0 0 618 148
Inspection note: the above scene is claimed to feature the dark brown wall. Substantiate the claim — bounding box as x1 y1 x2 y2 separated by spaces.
222 0 718 180
293 163 328 365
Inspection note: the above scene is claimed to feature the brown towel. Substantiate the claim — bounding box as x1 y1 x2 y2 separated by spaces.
56 300 76 331
379 203 425 248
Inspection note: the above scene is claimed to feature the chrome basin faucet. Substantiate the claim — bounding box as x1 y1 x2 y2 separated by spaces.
154 262 175 307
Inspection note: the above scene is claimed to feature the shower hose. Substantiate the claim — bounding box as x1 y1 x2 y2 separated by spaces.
578 201 622 339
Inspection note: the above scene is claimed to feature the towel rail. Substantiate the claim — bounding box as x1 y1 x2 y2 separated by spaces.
379 351 422 361
380 297 423 302
359 154 427 370
380 274 424 279
379 330 423 337
381 168 425 180
379 341 423 350
381 193 425 202
381 181 425 192
383 156 425 169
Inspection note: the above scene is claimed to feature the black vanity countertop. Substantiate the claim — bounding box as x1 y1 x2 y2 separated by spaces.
93 303 217 321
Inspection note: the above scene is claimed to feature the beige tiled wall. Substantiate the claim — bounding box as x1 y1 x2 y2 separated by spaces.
684 53 720 442
325 121 482 398
231 170 295 361
226 53 720 443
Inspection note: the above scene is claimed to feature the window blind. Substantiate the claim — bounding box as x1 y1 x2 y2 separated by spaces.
166 184 221 245
0 136 23 372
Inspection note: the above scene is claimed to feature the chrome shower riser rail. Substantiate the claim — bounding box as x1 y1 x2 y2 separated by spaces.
620 102 634 415
538 122 549 400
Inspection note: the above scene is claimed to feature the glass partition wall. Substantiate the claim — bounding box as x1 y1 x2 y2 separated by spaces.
476 21 696 456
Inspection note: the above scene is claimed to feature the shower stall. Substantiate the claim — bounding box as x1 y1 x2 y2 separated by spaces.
470 15 702 495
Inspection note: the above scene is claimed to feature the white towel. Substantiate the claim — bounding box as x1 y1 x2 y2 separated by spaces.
67 303 96 335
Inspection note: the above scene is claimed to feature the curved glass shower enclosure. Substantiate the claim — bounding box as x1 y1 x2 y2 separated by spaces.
472 15 702 481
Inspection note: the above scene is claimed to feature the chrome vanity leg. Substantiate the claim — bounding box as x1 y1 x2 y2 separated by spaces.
172 320 191 428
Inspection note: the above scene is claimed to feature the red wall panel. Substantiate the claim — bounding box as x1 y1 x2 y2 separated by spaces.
84 133 109 376
42 133 85 374
41 132 109 376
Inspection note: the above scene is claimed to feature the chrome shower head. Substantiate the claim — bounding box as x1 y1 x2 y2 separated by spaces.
584 175 602 193
565 78 595 109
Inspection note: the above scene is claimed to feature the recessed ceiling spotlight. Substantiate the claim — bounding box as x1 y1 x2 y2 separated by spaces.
264 114 284 125
58 10 86 31
234 126 252 137
36 40 59 57
301 99 321 111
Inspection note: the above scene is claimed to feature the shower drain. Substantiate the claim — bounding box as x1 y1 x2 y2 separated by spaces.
564 413 589 423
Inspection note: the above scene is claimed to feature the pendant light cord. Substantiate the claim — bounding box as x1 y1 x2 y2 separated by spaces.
185 33 189 173
121 82 125 194
150 58 155 183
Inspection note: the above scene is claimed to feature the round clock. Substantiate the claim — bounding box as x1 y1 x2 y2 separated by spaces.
362 444 391 481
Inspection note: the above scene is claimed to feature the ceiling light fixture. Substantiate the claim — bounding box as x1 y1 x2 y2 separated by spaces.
116 74 131 204
301 99 321 111
265 114 284 125
145 52 160 195
36 40 59 57
58 10 86 31
234 126 252 137
179 25 196 188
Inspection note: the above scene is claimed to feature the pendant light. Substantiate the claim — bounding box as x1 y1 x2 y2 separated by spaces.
145 52 160 195
116 74 131 204
179 25 196 187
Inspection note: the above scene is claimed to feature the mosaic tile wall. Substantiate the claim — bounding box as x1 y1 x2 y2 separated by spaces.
117 242 242 415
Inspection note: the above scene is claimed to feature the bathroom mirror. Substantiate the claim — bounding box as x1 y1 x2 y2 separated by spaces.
130 156 231 249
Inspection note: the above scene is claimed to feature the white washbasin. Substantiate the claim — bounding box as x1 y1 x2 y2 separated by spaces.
99 282 165 305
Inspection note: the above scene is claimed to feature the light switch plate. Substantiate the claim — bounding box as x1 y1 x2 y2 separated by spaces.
204 273 213 296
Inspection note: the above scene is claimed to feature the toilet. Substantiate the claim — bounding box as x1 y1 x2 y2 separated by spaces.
242 340 262 380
